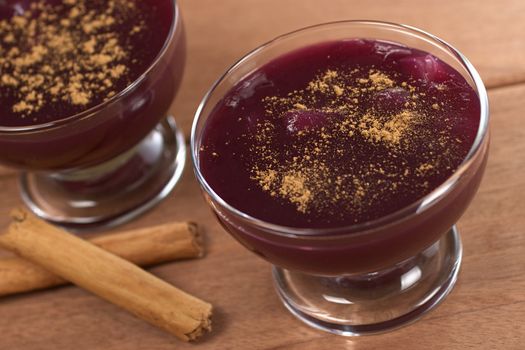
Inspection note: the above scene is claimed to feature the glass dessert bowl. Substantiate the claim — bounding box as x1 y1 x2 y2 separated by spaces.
0 0 186 229
192 21 489 335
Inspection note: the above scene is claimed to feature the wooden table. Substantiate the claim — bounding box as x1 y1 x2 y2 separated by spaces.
1 0 524 348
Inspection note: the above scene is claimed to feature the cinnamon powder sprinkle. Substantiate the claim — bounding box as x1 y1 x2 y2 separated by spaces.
368 71 395 89
359 110 417 145
0 0 147 118
279 172 312 213
246 66 460 216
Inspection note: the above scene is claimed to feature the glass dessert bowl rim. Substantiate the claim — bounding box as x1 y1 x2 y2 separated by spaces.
191 20 489 238
0 0 180 135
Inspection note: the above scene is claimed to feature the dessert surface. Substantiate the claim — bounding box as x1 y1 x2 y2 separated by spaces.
200 39 480 228
0 0 172 127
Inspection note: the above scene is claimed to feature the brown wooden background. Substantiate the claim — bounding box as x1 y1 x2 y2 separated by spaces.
1 0 525 349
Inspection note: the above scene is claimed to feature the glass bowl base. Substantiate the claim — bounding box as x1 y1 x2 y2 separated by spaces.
273 226 462 336
19 117 186 232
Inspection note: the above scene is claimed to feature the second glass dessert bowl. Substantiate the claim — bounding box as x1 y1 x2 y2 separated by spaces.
0 0 186 229
192 21 489 335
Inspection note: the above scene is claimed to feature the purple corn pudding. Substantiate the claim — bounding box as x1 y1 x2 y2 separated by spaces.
198 39 485 275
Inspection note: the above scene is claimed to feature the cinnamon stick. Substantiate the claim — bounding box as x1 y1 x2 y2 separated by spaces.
0 220 203 297
0 208 212 341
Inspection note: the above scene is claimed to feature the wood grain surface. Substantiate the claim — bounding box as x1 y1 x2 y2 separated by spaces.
1 1 524 349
